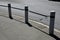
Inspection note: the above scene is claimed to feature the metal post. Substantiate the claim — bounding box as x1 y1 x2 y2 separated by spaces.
49 11 55 35
25 6 28 24
8 4 13 19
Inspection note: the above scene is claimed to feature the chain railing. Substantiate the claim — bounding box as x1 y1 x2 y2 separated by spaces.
0 4 56 35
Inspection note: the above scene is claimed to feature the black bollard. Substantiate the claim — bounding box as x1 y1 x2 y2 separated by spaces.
49 11 55 35
8 4 13 19
25 6 28 24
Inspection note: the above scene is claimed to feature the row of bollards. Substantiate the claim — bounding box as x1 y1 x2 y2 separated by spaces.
8 4 55 35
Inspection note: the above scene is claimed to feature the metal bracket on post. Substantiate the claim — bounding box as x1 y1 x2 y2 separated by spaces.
25 6 28 24
49 11 55 35
8 4 13 19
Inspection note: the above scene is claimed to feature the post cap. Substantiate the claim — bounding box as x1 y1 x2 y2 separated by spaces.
50 10 55 13
25 5 28 7
50 10 55 18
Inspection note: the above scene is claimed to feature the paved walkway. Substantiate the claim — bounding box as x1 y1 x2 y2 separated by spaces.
0 0 60 40
0 0 60 30
0 15 57 40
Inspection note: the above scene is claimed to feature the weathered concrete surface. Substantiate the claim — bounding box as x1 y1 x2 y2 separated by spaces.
0 0 60 30
0 15 56 40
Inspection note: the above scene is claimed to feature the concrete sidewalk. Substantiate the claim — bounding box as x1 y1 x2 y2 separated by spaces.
0 15 56 40
13 14 60 38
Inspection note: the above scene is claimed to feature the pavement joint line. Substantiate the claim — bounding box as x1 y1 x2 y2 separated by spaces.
15 15 60 33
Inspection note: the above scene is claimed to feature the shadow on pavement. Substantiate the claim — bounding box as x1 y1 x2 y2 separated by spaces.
0 15 60 40
0 15 25 24
27 22 60 40
25 22 33 27
13 18 25 23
